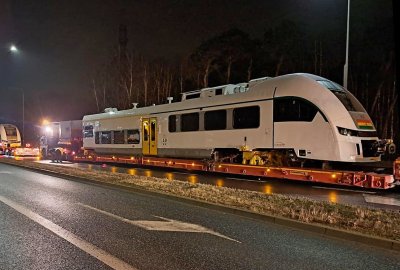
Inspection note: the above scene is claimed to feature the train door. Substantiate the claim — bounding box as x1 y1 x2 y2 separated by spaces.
149 118 158 155
142 118 158 156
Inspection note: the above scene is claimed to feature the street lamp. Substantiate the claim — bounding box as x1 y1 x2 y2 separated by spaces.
343 0 350 89
9 45 24 145
9 45 18 53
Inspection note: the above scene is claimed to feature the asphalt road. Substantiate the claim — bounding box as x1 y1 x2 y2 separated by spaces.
37 160 400 211
1 163 399 270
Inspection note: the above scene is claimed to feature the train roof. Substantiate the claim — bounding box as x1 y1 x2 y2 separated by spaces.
82 73 337 122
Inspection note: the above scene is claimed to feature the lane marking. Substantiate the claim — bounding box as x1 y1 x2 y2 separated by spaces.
78 203 241 243
173 172 196 175
0 196 137 270
363 194 400 207
312 186 376 194
0 171 13 174
226 177 267 183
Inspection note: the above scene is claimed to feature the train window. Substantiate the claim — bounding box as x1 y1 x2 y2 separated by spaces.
168 115 176 132
113 130 125 144
100 131 112 144
317 80 365 112
204 110 227 130
186 93 200 100
83 125 94 138
274 98 318 122
181 113 199 132
95 132 100 144
150 121 156 141
127 129 140 144
233 106 260 129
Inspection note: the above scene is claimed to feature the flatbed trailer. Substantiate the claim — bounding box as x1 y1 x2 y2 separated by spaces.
74 154 399 190
395 157 400 182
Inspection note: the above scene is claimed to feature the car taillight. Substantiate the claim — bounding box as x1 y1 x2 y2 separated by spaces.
72 151 75 155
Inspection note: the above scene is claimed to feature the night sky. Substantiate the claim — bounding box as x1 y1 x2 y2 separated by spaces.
0 0 394 130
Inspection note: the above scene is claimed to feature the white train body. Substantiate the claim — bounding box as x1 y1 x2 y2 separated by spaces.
82 73 381 163
0 124 22 152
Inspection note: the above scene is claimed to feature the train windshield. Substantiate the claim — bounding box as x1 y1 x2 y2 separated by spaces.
4 126 17 136
317 80 365 112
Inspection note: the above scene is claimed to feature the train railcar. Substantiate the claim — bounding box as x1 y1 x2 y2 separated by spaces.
0 124 22 154
82 73 383 166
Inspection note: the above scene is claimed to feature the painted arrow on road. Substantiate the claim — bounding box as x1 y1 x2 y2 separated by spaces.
363 194 400 207
78 203 241 243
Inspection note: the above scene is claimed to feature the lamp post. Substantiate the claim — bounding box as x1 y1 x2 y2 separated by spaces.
22 91 24 146
9 44 24 145
343 0 350 89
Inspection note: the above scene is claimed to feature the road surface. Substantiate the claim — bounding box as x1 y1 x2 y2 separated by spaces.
1 163 399 270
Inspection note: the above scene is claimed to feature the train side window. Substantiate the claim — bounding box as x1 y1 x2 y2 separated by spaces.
113 130 125 144
100 131 112 144
181 113 199 132
274 98 318 122
83 125 94 138
204 110 227 130
168 115 176 132
233 106 260 129
95 132 100 144
127 129 140 144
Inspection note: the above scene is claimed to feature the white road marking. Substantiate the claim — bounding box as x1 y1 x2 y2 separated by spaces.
312 186 376 194
227 177 267 183
0 171 12 174
0 196 137 270
363 194 400 206
78 203 241 243
173 172 196 175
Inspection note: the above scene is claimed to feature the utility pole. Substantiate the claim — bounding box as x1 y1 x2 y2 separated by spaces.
22 90 24 145
393 0 399 149
118 8 128 108
343 0 350 89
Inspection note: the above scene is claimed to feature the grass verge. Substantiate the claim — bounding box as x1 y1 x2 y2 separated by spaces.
1 158 399 242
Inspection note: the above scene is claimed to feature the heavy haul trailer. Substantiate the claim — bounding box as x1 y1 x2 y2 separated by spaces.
74 155 398 190
77 74 398 190
395 158 400 182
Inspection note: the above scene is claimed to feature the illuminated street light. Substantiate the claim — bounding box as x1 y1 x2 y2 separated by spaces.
10 45 18 53
8 45 24 144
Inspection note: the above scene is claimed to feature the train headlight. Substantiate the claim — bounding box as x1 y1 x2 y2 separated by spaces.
337 127 357 136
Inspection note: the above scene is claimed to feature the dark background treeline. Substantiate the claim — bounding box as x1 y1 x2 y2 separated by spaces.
92 19 397 144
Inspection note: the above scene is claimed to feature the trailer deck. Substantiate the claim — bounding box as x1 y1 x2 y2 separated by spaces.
73 155 398 190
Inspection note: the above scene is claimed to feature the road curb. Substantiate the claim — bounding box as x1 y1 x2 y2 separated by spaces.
1 160 399 252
